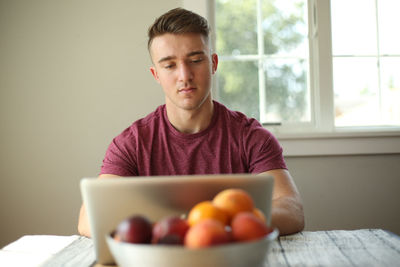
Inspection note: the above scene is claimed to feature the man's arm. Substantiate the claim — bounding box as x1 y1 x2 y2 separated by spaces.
260 169 304 235
77 174 120 237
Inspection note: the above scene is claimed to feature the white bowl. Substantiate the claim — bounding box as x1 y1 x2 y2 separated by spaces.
106 229 278 267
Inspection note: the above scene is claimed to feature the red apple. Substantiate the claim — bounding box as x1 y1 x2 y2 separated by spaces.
115 215 153 244
152 216 190 245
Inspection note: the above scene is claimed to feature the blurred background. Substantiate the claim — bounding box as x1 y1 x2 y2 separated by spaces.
1 0 399 248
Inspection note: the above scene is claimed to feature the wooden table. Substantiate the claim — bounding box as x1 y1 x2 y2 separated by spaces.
1 229 400 266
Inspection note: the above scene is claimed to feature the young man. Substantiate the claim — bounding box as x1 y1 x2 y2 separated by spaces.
78 8 304 237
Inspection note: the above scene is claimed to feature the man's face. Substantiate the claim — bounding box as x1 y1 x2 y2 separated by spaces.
149 33 218 111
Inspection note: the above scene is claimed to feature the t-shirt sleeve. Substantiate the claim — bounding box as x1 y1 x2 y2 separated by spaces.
99 128 138 176
244 121 287 174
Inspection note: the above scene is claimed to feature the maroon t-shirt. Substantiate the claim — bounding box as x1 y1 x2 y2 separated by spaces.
100 101 287 176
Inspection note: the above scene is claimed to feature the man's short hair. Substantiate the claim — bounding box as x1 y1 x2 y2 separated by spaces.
147 8 210 51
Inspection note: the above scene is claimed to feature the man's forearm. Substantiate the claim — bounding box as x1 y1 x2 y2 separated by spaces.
270 196 304 236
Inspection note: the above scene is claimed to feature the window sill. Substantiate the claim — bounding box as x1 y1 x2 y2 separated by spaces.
274 130 400 157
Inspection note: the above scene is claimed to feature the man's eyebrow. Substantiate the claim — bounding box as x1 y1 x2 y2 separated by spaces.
187 51 205 57
157 51 205 64
158 56 175 64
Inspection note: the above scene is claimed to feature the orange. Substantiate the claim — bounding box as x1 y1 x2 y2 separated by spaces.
212 188 254 222
252 208 267 224
187 201 229 227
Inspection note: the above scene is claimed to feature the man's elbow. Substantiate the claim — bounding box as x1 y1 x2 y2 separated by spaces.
279 214 304 236
78 220 91 237
271 197 305 236
78 222 90 237
78 205 91 237
293 210 305 234
286 200 305 235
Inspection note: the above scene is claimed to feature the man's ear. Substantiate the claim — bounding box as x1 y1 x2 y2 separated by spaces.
150 66 160 83
211 53 218 74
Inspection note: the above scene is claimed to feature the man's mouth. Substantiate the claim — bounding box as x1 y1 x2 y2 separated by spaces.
178 87 195 93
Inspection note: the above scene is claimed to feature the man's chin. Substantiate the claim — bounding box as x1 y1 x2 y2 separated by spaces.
166 93 212 111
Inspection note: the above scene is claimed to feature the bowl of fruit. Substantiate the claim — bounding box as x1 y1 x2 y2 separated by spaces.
106 188 278 267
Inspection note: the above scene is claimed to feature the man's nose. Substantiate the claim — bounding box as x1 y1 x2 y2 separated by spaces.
178 62 193 82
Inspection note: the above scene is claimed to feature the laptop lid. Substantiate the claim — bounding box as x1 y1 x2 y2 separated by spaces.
80 174 274 265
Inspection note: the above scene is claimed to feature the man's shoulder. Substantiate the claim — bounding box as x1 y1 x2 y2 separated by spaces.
215 101 262 128
135 104 165 127
117 105 165 139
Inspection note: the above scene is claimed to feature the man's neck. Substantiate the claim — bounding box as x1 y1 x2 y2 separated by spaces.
166 99 214 134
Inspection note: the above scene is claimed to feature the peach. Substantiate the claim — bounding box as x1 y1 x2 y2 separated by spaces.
252 208 267 224
184 219 231 248
152 216 190 245
231 212 272 242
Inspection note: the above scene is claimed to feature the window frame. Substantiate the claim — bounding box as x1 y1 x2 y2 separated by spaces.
183 0 400 156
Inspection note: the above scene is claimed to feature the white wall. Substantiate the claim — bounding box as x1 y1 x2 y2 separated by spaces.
1 0 399 249
286 154 400 235
0 0 181 247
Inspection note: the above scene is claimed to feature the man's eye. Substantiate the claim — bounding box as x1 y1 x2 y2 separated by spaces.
164 64 175 69
191 58 203 63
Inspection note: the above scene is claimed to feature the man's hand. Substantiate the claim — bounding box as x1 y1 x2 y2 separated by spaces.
260 169 304 235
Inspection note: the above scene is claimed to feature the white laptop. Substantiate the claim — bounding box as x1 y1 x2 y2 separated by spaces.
80 174 274 265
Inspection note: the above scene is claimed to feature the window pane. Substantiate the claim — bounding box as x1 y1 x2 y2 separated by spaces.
378 0 400 55
263 58 310 122
333 57 380 126
331 0 377 55
216 0 257 55
217 61 260 119
216 0 310 124
381 57 400 125
262 0 308 56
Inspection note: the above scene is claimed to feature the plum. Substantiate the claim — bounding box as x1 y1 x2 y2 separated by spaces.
152 216 190 245
115 215 153 244
157 235 182 245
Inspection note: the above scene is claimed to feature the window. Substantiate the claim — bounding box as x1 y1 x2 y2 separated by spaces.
215 0 310 126
183 0 400 155
214 0 400 133
331 0 400 127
